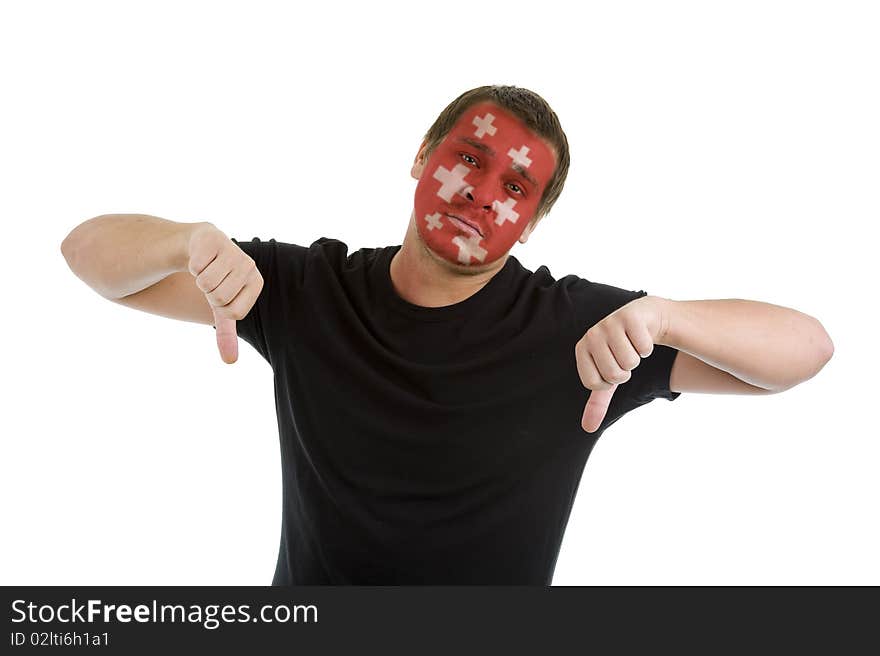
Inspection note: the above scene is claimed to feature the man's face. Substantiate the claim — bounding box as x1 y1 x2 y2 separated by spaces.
412 102 557 269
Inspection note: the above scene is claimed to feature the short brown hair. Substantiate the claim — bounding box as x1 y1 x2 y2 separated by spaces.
421 85 570 222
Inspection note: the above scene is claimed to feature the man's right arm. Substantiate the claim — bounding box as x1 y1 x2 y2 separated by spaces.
60 213 263 362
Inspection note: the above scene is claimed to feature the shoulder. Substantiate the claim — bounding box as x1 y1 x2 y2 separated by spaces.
512 258 648 327
302 238 394 275
232 236 385 270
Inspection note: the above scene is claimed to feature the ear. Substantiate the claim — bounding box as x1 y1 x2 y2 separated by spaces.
518 216 541 244
411 140 429 180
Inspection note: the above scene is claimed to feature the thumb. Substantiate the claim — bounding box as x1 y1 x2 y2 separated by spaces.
581 385 617 433
212 308 238 364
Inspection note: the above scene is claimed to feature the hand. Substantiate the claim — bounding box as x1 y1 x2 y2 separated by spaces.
575 296 670 433
186 224 263 364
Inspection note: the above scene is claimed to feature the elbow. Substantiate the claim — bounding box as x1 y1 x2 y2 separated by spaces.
772 324 834 394
815 321 835 362
804 322 835 383
804 315 834 363
60 223 91 272
809 342 834 384
60 232 79 269
60 218 100 279
60 216 101 268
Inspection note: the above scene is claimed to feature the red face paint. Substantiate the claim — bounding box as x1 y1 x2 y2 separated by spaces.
413 101 557 268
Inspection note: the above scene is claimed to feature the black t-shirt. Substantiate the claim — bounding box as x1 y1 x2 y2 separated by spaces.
228 236 681 585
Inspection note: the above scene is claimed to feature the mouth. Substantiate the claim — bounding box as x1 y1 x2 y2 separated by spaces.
445 213 484 238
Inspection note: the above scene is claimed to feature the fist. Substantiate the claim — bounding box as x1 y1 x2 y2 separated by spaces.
187 224 263 364
575 295 669 432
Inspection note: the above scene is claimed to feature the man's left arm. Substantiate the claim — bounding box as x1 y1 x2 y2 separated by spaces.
575 296 834 432
658 297 834 393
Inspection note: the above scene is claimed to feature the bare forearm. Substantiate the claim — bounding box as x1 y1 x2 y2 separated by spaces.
658 298 834 392
61 214 205 299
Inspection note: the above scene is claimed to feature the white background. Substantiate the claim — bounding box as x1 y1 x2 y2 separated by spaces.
1 0 876 585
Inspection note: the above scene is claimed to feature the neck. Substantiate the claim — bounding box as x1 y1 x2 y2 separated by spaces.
389 212 507 308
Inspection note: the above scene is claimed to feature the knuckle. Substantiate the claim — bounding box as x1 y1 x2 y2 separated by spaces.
230 299 252 320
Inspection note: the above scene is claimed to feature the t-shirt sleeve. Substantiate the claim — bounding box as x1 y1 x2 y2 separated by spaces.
569 280 681 431
221 237 309 366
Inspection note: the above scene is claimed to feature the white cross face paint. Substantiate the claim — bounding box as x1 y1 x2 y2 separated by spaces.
507 145 532 168
492 197 520 226
452 234 488 264
472 112 497 138
413 102 556 268
424 212 444 231
432 164 474 202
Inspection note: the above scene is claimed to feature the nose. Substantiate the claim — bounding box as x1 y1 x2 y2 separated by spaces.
464 185 495 212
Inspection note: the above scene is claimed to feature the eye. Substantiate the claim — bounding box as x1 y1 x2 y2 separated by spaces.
460 153 478 166
507 182 524 195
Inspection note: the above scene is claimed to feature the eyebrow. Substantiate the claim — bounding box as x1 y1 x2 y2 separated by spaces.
456 137 539 188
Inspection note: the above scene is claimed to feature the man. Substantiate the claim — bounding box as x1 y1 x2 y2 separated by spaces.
61 85 834 585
